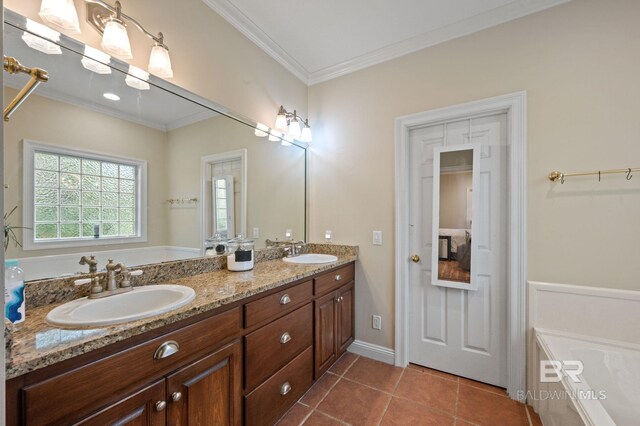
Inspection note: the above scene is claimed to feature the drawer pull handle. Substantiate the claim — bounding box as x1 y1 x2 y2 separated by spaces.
280 382 292 396
154 340 180 360
280 332 292 344
171 391 182 402
335 274 342 281
280 294 292 305
155 401 167 412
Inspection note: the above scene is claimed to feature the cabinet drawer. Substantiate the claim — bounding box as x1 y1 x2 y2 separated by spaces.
245 346 313 426
22 307 242 426
314 264 355 296
245 303 313 391
244 280 312 328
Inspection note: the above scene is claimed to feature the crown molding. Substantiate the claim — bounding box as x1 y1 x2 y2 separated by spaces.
203 0 570 86
201 0 309 84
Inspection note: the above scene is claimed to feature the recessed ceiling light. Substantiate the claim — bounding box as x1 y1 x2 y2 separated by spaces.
103 92 120 101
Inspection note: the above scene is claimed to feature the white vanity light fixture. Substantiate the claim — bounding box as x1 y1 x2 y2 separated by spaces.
274 105 312 143
86 0 174 78
125 65 150 90
39 0 81 33
254 123 269 137
22 19 62 55
103 92 120 101
81 45 112 74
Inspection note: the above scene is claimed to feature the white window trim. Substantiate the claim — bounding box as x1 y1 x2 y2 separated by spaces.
22 140 148 250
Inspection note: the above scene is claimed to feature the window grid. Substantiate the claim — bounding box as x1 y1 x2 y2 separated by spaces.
33 151 138 241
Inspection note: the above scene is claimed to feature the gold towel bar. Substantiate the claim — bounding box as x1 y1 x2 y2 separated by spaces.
549 168 639 184
3 55 49 122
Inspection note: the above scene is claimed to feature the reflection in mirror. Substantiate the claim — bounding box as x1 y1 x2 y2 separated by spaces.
431 145 479 290
3 14 306 281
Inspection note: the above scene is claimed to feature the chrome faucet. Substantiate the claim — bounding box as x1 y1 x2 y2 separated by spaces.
284 241 306 257
79 255 98 274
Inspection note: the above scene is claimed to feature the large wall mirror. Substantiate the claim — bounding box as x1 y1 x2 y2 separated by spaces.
431 145 479 290
3 10 307 281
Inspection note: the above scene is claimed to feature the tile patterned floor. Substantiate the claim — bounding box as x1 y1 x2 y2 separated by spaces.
277 353 543 426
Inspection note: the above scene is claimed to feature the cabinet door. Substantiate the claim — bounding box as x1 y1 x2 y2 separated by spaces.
337 281 355 355
314 291 337 378
74 380 166 426
166 341 242 426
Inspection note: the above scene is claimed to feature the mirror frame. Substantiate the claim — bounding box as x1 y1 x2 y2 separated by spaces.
431 144 480 291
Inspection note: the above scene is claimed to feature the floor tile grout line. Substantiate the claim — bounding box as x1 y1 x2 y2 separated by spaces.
377 368 403 426
525 403 533 426
312 373 343 409
454 379 460 418
313 407 353 425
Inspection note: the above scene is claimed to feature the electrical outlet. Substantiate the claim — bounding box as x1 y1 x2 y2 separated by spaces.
285 229 292 239
325 230 332 242
372 315 382 330
373 230 383 246
252 227 260 238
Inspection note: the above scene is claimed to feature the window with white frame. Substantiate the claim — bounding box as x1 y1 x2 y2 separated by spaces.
23 141 147 250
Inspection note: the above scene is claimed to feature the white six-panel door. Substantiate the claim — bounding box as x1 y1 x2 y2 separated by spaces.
408 113 508 386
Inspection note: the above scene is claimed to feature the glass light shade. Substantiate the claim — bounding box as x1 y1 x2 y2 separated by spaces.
288 119 301 139
274 113 288 132
22 20 61 54
268 129 281 142
300 126 312 143
254 123 269 137
281 135 293 146
81 45 112 74
39 0 80 33
148 44 173 78
125 65 150 90
101 19 132 59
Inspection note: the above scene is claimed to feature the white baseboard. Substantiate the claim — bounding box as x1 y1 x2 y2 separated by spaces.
347 340 395 365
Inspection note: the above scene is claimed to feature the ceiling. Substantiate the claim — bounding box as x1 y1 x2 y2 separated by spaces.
203 0 569 85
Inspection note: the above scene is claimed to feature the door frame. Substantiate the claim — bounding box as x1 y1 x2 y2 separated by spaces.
394 91 527 400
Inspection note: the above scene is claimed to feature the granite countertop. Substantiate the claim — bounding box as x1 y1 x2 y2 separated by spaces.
6 253 357 380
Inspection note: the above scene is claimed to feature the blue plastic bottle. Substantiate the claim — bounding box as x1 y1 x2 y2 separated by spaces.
5 260 25 324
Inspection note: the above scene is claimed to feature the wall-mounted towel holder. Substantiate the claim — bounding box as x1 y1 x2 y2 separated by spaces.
3 56 49 122
549 167 637 184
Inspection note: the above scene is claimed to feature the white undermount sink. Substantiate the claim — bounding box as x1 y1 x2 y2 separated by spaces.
45 285 196 328
282 253 338 264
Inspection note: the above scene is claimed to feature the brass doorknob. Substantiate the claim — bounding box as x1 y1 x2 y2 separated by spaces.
411 254 420 263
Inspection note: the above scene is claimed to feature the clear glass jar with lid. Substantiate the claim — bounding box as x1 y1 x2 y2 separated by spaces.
204 233 229 256
226 234 255 271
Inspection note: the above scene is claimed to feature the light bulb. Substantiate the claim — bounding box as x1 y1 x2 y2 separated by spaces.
101 18 132 59
300 125 312 143
125 65 150 90
22 19 61 55
39 0 80 33
81 45 111 74
288 119 301 139
148 44 173 78
254 123 269 137
275 113 288 131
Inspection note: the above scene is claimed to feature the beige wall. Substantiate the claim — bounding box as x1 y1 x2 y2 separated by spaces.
5 0 308 126
166 115 306 249
439 172 472 230
3 88 169 258
308 0 640 349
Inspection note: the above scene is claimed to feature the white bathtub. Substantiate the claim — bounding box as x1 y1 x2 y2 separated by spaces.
9 246 201 281
534 330 640 426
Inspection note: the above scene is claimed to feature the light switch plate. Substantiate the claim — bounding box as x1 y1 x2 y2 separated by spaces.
325 230 332 242
252 227 260 238
373 230 383 246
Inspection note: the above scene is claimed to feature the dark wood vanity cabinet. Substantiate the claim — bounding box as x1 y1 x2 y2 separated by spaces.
314 281 355 378
6 262 355 426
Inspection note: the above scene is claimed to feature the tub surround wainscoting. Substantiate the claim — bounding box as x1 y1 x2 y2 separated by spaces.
528 281 640 426
5 244 357 425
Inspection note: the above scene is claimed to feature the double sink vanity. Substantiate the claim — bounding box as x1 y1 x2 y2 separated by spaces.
5 244 357 425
